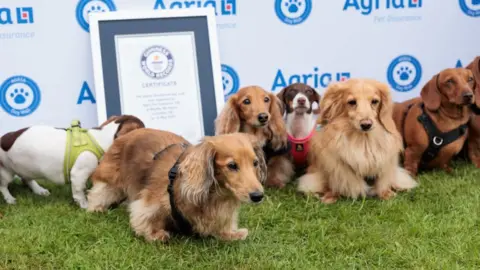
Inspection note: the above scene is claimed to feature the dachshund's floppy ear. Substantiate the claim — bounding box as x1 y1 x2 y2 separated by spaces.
268 92 288 150
246 134 267 184
312 88 321 114
376 82 398 135
420 75 441 111
179 139 216 205
276 86 288 115
319 82 344 125
215 94 240 135
467 56 480 108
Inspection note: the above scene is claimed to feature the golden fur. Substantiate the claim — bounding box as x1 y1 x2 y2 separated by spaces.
87 128 267 242
297 78 417 204
392 68 478 175
215 85 294 188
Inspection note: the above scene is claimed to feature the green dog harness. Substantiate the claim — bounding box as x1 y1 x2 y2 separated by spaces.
63 120 104 183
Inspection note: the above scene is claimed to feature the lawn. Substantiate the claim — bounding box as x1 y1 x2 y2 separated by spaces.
1 162 480 269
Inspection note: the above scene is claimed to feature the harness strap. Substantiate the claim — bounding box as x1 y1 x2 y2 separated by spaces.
401 103 415 149
417 103 468 164
63 120 105 183
154 143 192 235
263 140 292 163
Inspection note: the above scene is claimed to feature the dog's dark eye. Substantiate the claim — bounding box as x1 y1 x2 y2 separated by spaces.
371 99 379 105
447 79 454 84
253 159 259 167
227 162 238 171
468 77 474 82
348 100 357 106
243 99 251 105
264 97 270 103
306 89 313 95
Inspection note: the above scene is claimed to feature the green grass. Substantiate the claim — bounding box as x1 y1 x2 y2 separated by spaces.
1 162 480 270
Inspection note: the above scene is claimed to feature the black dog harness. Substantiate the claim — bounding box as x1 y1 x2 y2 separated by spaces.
152 143 193 235
263 140 292 163
403 103 468 165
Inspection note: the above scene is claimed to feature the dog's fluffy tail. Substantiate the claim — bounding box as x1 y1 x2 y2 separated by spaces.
392 167 418 191
297 172 325 194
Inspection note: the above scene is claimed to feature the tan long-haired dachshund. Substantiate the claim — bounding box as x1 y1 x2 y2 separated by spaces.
298 78 417 203
215 86 294 188
87 128 267 242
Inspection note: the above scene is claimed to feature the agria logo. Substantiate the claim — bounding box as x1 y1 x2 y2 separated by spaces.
459 0 480 17
271 67 350 92
0 7 34 25
221 64 240 100
275 0 312 25
76 0 117 32
343 0 422 15
387 55 422 92
154 0 237 16
0 75 41 117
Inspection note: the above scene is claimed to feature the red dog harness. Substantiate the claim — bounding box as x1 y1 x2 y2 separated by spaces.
288 128 315 167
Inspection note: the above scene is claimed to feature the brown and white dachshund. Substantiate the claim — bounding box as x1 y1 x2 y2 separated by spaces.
393 67 479 176
276 83 320 174
214 85 294 188
87 128 267 242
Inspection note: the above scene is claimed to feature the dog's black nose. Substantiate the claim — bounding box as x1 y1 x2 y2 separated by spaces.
258 113 269 124
463 91 473 103
249 191 264 203
360 123 372 131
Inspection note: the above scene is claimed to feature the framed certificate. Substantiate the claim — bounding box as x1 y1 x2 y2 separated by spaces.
89 9 223 144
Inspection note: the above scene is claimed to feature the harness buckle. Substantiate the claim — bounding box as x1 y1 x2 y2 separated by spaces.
432 136 443 146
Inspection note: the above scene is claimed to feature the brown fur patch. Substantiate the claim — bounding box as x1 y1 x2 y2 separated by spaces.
0 127 29 152
114 115 145 138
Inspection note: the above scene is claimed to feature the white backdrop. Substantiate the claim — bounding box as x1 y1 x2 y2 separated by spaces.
1 0 479 134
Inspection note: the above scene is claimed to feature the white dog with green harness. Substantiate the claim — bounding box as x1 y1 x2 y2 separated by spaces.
0 115 144 208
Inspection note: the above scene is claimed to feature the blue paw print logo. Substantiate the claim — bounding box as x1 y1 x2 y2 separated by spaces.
285 0 301 13
10 88 29 104
275 0 312 25
0 75 41 117
387 55 422 92
459 0 480 17
87 5 106 13
397 66 413 81
221 64 240 101
76 0 117 32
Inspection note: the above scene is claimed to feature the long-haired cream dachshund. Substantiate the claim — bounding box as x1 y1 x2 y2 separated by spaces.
87 128 267 242
215 86 294 188
298 78 418 203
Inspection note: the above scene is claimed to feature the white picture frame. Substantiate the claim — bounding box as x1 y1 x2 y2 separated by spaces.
88 8 224 141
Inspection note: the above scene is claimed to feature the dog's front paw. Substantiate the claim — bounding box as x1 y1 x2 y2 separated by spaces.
442 165 453 174
265 177 286 189
235 228 249 240
77 200 89 209
5 197 16 205
218 228 249 241
320 191 338 204
146 230 171 242
35 187 50 197
379 189 396 200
